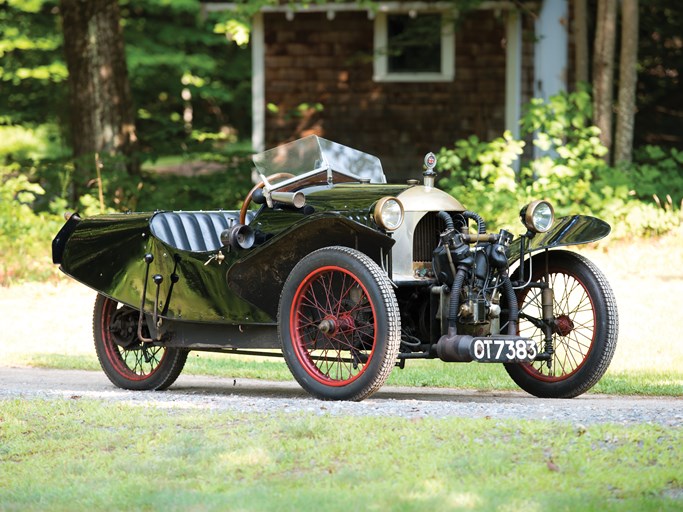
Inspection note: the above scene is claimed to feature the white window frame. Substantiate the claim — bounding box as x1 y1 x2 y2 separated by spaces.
373 10 455 83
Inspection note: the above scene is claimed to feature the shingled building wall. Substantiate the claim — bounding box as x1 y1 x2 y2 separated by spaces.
263 9 535 181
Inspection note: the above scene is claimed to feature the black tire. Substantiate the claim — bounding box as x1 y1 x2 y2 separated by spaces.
278 246 401 401
93 294 187 391
504 250 618 398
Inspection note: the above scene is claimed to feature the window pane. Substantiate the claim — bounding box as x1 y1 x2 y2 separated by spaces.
387 14 442 73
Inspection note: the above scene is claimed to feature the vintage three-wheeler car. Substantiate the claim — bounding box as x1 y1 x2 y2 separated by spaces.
53 135 618 401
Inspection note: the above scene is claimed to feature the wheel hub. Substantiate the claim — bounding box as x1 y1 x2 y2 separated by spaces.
109 307 140 348
318 318 336 335
318 315 355 337
553 314 575 337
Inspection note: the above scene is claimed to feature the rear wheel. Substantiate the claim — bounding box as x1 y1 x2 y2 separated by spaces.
279 246 401 401
93 294 187 390
505 250 618 398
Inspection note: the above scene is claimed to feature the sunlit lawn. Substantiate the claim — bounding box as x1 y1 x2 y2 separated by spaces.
1 399 681 511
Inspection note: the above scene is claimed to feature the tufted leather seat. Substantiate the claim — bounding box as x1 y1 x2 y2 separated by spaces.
149 211 253 252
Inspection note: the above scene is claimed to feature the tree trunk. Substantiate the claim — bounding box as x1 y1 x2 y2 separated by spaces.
574 0 590 86
615 0 639 165
592 0 617 161
60 0 138 201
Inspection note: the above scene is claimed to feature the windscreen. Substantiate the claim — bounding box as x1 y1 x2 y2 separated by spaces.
252 135 386 187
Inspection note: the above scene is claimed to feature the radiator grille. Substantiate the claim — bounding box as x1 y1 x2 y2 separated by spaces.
412 212 447 262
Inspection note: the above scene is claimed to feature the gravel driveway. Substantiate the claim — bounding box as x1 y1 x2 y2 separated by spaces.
2 366 681 427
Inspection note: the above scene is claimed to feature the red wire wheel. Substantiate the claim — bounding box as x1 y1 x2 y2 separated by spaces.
279 246 401 401
290 266 376 386
505 251 619 398
93 294 187 391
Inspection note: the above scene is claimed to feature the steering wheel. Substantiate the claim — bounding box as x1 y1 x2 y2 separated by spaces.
239 172 296 225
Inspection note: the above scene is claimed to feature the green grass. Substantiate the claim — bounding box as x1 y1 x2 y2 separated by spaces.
1 399 681 511
593 370 683 396
7 353 102 372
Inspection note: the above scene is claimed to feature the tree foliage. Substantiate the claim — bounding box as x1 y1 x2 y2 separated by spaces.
0 0 253 161
0 0 67 126
122 0 253 158
0 0 256 225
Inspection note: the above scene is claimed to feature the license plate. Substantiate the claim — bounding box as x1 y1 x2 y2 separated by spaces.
471 336 537 363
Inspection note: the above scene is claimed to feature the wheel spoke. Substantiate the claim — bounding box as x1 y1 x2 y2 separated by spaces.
99 299 167 381
334 273 351 317
291 266 377 385
94 295 187 391
516 265 596 382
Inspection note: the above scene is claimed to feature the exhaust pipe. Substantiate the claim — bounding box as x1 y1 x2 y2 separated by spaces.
435 328 474 362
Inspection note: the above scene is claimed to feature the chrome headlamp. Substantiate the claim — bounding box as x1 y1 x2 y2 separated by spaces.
520 200 555 233
373 197 404 231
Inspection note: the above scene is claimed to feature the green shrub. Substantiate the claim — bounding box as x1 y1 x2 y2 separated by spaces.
0 164 63 285
0 124 70 161
437 131 524 227
437 89 682 238
519 88 608 216
0 121 255 285
589 167 682 238
628 145 683 205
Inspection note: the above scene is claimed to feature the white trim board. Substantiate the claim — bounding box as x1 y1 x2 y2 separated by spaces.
251 12 265 153
204 2 521 15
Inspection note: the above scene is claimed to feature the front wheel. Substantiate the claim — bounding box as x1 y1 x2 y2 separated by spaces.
504 250 618 398
93 294 187 390
278 246 401 401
